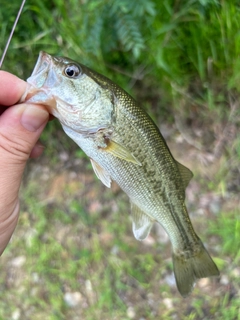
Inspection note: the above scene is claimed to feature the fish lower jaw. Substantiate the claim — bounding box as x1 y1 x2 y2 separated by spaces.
19 83 35 103
25 94 57 113
20 86 59 115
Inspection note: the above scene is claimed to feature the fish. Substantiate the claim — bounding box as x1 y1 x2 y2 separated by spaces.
21 51 219 297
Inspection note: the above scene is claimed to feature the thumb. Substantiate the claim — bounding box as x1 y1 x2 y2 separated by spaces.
0 103 49 254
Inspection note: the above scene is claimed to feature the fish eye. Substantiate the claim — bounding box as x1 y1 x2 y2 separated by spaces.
64 64 81 78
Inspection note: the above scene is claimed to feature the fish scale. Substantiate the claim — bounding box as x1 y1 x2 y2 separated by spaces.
21 51 219 297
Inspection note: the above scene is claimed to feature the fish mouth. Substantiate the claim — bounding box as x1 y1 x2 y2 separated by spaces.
31 51 50 79
21 51 98 127
28 51 57 88
20 52 68 113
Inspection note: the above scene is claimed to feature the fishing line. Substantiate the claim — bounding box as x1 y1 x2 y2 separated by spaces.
0 0 26 68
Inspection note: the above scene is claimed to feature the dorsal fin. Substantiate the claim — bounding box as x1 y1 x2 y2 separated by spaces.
176 161 193 190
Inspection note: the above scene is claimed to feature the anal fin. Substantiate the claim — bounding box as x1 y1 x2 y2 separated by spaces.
90 159 112 188
131 202 154 240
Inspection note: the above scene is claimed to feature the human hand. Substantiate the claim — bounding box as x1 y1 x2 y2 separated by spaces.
0 71 49 255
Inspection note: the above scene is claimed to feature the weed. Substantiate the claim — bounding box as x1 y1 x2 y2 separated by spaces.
1 1 240 319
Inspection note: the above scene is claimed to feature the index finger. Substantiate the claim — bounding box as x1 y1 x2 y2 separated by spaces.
0 71 27 106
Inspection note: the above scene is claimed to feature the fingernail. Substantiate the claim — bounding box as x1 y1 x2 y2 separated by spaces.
21 106 49 132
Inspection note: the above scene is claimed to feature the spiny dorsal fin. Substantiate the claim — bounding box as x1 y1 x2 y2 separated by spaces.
131 202 154 240
176 161 193 190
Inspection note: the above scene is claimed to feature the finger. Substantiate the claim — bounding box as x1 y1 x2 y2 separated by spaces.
0 106 8 116
0 71 27 106
0 103 49 255
30 141 45 158
0 103 49 198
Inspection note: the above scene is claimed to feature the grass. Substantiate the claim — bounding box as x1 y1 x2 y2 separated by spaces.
210 210 240 263
0 0 240 318
0 149 239 319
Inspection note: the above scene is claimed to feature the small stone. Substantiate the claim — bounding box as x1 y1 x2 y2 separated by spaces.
59 151 69 162
196 208 205 215
64 292 82 308
209 200 221 215
175 134 184 143
231 268 240 277
111 245 119 255
143 235 155 246
69 171 78 179
25 228 38 247
164 273 176 287
10 256 26 268
220 275 229 285
198 278 210 288
85 280 95 304
85 279 92 293
163 298 173 309
88 200 102 213
11 309 21 320
147 292 155 306
127 306 136 319
32 272 40 283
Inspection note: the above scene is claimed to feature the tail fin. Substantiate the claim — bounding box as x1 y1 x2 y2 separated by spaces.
173 241 219 297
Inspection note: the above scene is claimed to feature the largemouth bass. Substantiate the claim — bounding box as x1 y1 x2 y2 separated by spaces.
21 51 219 297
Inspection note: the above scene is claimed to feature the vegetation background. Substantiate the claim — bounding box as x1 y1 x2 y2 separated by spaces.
0 0 240 319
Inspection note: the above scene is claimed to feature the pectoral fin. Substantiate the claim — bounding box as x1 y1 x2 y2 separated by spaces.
94 128 141 166
90 159 112 188
131 202 154 240
105 140 142 166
